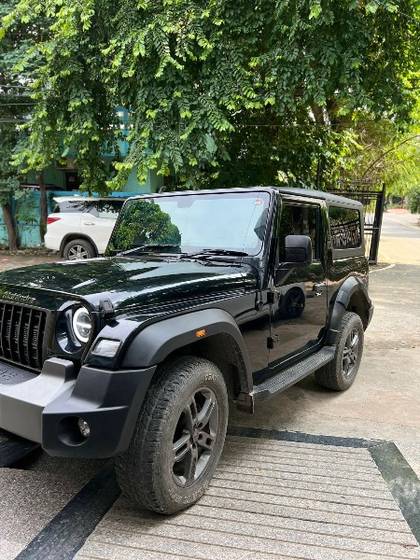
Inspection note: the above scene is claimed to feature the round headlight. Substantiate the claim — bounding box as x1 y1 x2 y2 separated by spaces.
72 307 93 343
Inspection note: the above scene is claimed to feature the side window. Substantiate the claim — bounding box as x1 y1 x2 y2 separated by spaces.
89 200 123 219
56 200 87 213
279 203 321 260
329 206 362 249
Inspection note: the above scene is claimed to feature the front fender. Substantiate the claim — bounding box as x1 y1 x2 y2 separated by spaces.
121 308 252 376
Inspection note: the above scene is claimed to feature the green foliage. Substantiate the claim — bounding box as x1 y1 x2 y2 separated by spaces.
408 187 420 214
108 199 181 252
0 127 20 204
2 0 419 191
337 97 419 195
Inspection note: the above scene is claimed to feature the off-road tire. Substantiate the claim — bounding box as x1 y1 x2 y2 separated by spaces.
315 311 364 391
115 356 229 514
63 238 96 260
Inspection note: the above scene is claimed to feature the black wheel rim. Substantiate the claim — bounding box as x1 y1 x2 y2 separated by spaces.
342 328 360 378
172 387 218 487
68 245 89 260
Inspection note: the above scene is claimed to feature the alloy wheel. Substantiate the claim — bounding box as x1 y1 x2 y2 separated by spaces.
172 387 218 487
68 245 89 260
342 328 360 378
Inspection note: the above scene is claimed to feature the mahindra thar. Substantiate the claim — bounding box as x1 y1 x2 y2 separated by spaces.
0 187 373 513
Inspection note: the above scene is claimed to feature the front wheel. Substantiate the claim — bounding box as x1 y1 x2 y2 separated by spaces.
315 311 364 391
115 356 228 514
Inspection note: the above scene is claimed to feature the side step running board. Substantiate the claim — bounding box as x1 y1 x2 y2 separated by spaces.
253 346 336 401
0 431 39 467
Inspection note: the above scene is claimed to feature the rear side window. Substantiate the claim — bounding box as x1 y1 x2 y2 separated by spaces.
53 200 90 213
88 200 124 219
329 206 362 249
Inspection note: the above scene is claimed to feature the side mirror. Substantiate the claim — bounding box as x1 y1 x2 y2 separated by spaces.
284 235 313 266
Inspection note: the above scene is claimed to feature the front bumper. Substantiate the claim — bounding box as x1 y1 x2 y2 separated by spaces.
0 357 155 458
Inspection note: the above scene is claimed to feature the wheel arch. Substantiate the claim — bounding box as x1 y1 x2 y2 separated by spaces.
327 276 372 344
121 308 253 405
60 234 98 257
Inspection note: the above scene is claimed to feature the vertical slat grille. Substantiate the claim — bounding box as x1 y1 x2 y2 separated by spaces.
0 301 46 370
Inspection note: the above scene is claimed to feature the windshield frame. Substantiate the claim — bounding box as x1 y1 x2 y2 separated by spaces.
105 188 275 259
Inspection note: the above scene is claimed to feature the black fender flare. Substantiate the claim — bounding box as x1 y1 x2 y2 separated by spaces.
327 276 372 344
122 308 253 393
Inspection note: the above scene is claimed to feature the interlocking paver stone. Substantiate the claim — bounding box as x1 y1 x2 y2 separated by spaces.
76 435 420 560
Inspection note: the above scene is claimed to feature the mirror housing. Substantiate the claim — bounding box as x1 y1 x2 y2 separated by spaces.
284 235 313 266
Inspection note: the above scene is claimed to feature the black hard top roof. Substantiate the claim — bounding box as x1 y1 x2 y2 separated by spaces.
128 186 362 208
275 187 362 208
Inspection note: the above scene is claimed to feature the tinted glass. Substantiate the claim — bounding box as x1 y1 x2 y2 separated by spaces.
88 200 124 219
279 203 321 260
108 192 270 255
53 200 90 213
329 206 362 249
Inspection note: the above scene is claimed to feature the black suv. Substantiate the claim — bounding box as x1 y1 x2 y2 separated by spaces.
0 187 373 514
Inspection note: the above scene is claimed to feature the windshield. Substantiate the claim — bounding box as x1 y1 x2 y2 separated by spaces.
106 191 271 257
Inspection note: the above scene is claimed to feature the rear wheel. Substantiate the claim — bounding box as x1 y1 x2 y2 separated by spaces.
63 238 96 260
115 356 228 514
315 311 364 391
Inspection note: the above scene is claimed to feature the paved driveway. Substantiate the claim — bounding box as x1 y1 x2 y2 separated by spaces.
379 211 420 265
0 252 57 272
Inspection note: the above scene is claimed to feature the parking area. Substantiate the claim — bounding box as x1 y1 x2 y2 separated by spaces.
2 430 419 560
76 435 419 560
0 211 419 559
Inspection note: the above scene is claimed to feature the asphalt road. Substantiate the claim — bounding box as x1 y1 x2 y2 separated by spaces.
381 210 420 238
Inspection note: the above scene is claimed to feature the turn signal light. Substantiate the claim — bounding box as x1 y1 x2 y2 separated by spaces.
195 328 207 338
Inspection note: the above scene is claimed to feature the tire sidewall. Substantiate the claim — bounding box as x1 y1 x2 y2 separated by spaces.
334 313 364 390
63 239 95 260
153 360 228 510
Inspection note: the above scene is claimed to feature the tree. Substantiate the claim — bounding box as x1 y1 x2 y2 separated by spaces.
0 125 20 250
0 0 49 248
0 0 29 249
335 96 420 195
2 0 418 192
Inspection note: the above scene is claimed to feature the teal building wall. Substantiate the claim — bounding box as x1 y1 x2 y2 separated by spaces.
0 167 163 248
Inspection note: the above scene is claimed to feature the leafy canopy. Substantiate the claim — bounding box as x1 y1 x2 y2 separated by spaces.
2 0 418 191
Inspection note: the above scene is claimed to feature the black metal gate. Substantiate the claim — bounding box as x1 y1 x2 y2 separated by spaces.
330 182 386 264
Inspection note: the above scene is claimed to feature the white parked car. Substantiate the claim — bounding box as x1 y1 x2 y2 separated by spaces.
45 197 125 260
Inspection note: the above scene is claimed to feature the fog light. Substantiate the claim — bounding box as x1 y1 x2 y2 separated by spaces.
91 338 121 358
78 418 91 439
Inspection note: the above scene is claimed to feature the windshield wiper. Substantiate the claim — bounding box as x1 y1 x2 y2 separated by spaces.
184 249 249 259
117 243 182 256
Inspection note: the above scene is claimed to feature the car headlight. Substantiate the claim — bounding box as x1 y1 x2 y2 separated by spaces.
72 306 93 343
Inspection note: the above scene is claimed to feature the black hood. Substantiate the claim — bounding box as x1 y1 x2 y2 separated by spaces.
0 257 257 314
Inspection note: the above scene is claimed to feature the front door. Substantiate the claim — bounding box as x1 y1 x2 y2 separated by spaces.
269 199 328 366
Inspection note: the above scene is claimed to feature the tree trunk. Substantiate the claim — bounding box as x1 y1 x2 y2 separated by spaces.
38 171 48 243
2 202 18 251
